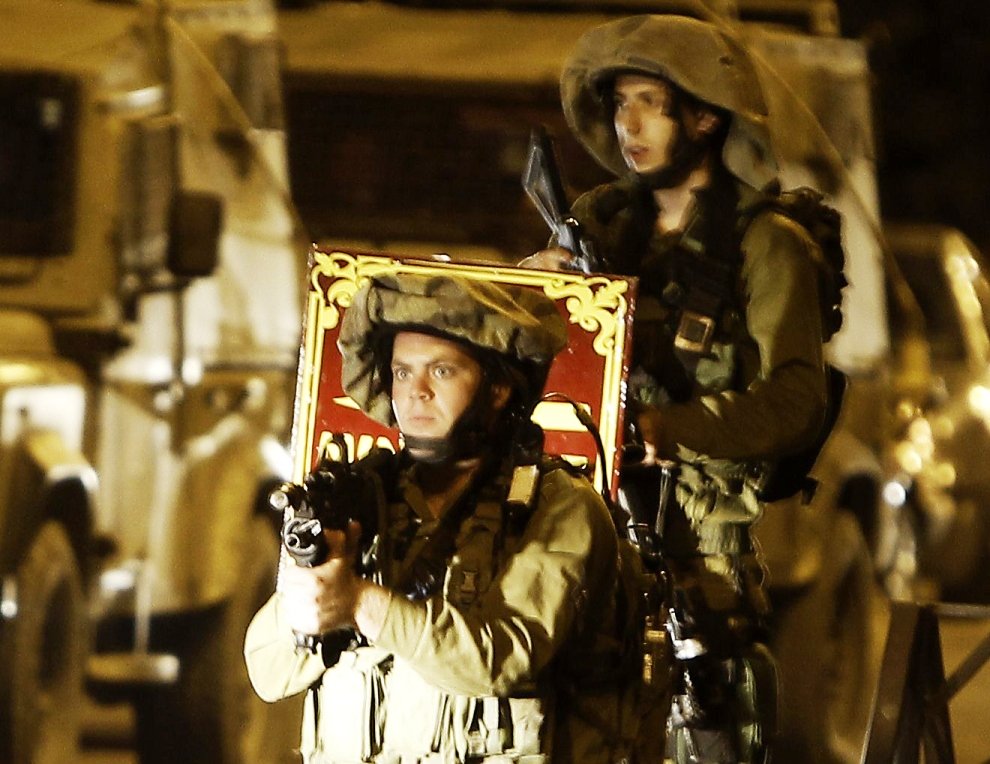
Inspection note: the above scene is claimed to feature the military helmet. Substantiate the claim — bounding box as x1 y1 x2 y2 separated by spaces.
561 14 778 189
338 272 568 426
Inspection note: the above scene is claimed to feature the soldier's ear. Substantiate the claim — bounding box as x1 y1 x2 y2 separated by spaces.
491 383 513 412
696 109 721 136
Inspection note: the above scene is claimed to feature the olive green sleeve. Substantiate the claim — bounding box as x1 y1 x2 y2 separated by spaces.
372 469 617 698
659 211 828 460
243 592 330 703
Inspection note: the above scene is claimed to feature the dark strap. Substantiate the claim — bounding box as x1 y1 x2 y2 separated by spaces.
394 455 577 600
393 457 503 600
661 177 745 374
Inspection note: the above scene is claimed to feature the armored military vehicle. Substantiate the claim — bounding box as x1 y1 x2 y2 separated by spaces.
0 0 303 761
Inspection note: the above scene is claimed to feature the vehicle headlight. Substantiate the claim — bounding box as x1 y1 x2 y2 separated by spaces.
882 478 909 508
967 384 990 421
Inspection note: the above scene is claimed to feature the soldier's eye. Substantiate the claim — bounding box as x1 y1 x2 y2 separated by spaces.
432 365 454 379
644 88 671 111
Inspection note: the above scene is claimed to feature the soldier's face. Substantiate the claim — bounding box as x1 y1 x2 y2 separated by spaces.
613 74 680 175
390 331 484 443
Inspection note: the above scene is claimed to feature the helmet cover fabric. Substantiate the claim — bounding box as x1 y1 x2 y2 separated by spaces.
338 273 568 425
561 14 778 189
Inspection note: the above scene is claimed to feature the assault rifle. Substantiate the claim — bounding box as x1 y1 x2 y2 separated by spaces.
269 433 384 657
522 125 605 274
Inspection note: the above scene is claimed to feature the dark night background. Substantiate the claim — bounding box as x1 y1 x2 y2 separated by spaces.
279 2 990 255
837 1 990 252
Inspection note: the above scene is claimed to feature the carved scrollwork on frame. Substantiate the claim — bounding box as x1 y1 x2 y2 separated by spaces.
295 248 636 495
543 277 629 358
309 249 399 330
309 249 631 359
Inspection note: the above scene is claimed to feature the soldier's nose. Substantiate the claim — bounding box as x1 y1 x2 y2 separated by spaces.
410 378 432 399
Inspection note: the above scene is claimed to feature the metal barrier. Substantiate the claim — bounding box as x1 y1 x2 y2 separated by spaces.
861 601 990 763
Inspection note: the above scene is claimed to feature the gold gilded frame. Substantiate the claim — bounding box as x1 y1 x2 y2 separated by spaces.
291 248 636 494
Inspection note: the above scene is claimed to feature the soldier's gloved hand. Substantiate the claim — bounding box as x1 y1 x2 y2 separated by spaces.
518 246 574 271
280 520 364 635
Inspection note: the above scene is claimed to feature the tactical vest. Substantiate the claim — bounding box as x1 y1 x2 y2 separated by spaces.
573 175 844 504
302 455 637 764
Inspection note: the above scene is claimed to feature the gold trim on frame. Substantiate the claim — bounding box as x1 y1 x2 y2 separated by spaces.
294 249 633 490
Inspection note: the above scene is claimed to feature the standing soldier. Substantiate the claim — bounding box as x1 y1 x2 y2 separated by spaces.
245 273 659 763
521 14 834 763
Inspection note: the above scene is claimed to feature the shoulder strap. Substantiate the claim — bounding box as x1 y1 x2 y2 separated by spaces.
503 455 580 535
393 453 543 598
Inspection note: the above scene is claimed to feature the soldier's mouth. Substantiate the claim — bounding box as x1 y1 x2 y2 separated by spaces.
406 414 438 428
623 147 649 165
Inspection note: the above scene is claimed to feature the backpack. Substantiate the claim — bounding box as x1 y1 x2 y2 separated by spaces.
740 186 848 343
501 426 671 761
737 186 849 502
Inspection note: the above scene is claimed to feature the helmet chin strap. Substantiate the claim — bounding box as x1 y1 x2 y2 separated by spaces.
401 434 454 464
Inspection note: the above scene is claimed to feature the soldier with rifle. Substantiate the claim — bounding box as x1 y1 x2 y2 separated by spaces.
245 273 663 763
521 14 841 764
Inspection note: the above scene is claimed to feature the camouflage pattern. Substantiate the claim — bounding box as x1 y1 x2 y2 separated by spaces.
567 171 827 764
245 462 644 763
338 273 568 426
560 14 778 190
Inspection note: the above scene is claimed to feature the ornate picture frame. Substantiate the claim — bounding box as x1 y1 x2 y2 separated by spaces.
290 248 637 498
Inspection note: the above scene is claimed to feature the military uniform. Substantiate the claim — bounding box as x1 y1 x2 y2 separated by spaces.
570 174 827 764
246 459 638 763
245 273 660 764
571 174 828 459
550 15 832 762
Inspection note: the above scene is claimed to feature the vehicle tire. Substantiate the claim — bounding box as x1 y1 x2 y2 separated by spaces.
769 511 889 763
0 521 86 764
134 516 303 764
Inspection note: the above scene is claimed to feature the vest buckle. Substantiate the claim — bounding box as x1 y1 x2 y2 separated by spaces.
674 310 716 355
